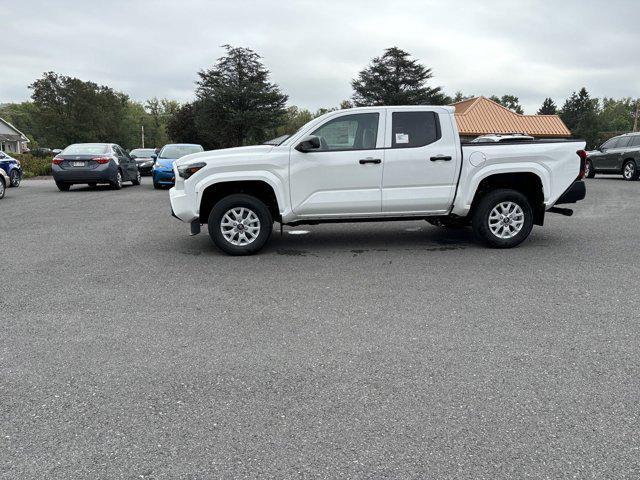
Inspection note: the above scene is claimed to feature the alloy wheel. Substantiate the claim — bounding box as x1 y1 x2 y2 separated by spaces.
488 201 525 239
10 171 20 187
624 162 635 179
220 207 261 246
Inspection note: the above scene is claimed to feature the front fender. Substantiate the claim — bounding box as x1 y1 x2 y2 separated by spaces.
194 170 289 216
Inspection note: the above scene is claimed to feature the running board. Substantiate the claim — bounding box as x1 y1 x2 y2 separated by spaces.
548 207 573 217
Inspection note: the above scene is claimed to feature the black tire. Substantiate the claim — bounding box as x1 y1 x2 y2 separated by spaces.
9 170 20 187
131 170 141 185
622 160 638 181
472 189 534 248
585 159 596 178
0 179 5 199
56 181 70 191
208 194 273 256
153 182 161 189
111 170 123 190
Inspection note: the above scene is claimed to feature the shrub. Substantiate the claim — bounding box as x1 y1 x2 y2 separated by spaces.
14 153 52 178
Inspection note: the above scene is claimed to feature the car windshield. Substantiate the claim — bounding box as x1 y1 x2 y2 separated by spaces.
130 148 155 157
62 144 110 155
159 145 203 159
263 135 290 146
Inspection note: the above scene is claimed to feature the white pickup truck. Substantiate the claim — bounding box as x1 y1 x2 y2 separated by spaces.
169 106 587 255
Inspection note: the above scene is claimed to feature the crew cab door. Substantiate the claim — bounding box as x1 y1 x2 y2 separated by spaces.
381 109 460 213
289 110 385 216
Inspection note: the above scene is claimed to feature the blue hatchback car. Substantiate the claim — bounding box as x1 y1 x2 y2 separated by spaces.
0 151 23 187
152 144 204 189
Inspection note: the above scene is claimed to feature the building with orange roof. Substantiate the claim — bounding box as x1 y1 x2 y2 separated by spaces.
452 96 571 141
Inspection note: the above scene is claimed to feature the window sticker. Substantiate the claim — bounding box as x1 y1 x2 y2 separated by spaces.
395 133 409 144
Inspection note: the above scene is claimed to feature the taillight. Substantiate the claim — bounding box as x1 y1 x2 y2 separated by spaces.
93 156 111 164
52 156 63 165
576 150 587 180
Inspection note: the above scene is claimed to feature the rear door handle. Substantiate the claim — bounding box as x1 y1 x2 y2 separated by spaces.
359 158 382 165
430 155 452 161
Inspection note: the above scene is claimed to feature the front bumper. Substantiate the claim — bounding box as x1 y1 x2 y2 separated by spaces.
153 169 175 184
555 180 586 205
169 187 198 223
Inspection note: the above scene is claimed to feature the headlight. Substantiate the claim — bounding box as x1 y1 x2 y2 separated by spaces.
178 162 206 179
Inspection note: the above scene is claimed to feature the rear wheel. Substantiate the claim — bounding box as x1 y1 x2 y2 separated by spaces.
56 181 70 192
585 159 596 178
131 170 141 185
472 189 533 248
9 170 20 187
208 194 273 256
111 170 123 190
622 160 638 181
0 179 5 199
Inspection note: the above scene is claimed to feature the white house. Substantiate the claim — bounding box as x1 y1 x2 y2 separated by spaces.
0 117 29 154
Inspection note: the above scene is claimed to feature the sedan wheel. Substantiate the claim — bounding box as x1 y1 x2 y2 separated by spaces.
132 170 141 186
111 170 123 190
9 170 20 187
623 161 638 181
0 180 5 199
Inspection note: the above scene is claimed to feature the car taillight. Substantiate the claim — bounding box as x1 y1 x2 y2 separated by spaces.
52 156 63 165
93 156 111 164
576 150 587 180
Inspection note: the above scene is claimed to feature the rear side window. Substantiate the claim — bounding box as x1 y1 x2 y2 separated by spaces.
392 111 441 148
629 136 640 147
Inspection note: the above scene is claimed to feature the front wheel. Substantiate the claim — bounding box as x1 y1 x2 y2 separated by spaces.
472 189 534 248
622 160 638 181
0 179 5 199
585 159 596 178
9 170 20 187
131 170 141 185
208 194 273 255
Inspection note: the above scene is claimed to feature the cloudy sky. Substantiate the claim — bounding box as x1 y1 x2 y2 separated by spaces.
4 0 639 113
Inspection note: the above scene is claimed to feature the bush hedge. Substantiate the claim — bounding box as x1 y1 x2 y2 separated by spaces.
13 153 52 178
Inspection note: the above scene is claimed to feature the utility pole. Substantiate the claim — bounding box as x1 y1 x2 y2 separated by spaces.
634 99 639 133
141 125 145 148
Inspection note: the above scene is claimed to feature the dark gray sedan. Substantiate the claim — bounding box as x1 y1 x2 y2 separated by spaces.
129 148 157 175
52 143 141 191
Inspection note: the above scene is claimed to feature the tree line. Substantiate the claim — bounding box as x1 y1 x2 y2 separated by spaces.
1 46 637 151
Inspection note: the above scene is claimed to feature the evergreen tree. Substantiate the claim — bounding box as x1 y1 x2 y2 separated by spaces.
537 97 558 115
560 88 600 148
489 95 524 114
194 45 288 149
351 47 447 106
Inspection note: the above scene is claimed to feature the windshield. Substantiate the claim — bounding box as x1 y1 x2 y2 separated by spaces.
62 144 110 155
130 148 155 157
159 145 203 159
263 135 290 146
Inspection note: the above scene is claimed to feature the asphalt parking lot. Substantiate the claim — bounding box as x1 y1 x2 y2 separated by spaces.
1 176 639 479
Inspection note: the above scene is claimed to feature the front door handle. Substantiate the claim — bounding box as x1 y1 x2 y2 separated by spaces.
359 158 382 165
430 155 452 161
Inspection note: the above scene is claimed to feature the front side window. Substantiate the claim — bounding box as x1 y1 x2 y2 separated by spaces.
311 113 379 151
618 137 632 148
391 111 441 148
603 137 620 149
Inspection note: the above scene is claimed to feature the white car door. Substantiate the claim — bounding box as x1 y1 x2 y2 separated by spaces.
381 108 460 214
289 110 385 216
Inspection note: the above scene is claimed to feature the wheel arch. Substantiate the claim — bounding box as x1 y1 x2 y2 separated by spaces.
198 178 282 224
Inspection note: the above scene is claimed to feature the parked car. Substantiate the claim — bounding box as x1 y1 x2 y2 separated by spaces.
0 151 23 187
0 168 8 199
471 134 535 143
585 132 640 180
152 144 204 189
129 148 157 175
169 106 587 255
52 143 141 191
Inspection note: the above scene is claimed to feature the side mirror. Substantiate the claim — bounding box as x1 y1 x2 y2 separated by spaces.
130 154 137 160
295 135 321 153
